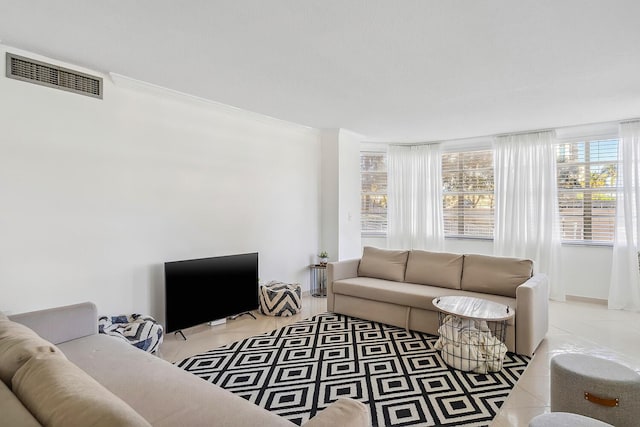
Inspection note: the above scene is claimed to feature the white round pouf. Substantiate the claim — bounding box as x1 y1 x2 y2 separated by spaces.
529 412 613 426
550 353 640 427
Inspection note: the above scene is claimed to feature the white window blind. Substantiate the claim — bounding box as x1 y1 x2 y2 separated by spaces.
556 139 618 243
442 150 494 238
361 151 387 234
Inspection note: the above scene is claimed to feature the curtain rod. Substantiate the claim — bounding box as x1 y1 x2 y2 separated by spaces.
377 116 640 146
494 128 555 138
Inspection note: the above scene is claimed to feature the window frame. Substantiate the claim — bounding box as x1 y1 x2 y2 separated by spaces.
441 148 495 240
358 130 620 246
555 137 619 246
360 146 388 237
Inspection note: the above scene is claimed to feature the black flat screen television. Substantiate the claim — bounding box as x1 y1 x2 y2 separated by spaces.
164 252 258 333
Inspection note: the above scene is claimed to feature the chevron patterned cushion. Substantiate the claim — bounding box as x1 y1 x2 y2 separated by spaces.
98 314 164 353
258 281 302 317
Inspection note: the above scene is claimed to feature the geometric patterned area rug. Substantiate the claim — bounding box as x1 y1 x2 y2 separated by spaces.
175 313 530 426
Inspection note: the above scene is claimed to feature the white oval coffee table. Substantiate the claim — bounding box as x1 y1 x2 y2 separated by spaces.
432 295 514 373
433 295 513 322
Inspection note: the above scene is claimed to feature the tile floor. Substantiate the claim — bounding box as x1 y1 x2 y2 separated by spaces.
158 295 640 427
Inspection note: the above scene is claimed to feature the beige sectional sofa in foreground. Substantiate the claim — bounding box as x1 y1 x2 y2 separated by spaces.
1 302 369 427
327 246 549 357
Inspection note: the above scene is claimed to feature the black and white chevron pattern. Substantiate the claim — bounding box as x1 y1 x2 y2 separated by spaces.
98 314 164 353
258 281 302 317
176 313 530 426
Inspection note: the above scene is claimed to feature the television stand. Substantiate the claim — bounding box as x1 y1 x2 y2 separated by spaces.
228 311 256 320
174 330 187 341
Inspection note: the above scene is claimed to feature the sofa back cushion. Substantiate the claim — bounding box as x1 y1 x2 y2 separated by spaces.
358 246 409 282
12 353 152 427
8 302 98 345
460 254 533 298
0 314 66 387
404 250 464 289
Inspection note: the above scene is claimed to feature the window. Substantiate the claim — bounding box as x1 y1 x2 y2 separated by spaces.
556 139 618 243
360 151 387 234
442 150 494 238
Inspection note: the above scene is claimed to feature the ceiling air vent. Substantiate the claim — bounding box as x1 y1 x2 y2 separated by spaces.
6 53 103 99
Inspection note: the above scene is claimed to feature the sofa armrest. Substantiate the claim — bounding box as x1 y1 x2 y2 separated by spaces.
9 302 98 345
301 398 369 427
515 274 549 357
326 259 360 311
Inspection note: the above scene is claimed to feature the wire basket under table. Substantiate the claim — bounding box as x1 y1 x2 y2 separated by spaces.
434 311 508 373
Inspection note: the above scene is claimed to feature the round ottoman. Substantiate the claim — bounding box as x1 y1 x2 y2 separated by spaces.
550 353 640 427
98 313 164 353
258 281 302 317
529 412 613 426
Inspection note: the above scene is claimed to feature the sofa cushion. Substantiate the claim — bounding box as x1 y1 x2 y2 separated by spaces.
460 254 533 298
12 353 152 427
404 250 464 289
333 277 516 325
58 334 296 427
357 246 409 282
0 315 66 386
8 302 98 345
0 378 41 427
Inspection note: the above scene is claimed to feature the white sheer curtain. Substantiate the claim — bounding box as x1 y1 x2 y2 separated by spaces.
387 144 444 251
609 120 640 311
494 131 563 300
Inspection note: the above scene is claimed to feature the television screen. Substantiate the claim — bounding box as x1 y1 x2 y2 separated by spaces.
164 252 258 333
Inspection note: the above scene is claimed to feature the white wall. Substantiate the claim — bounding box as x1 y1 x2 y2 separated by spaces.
337 129 362 260
320 130 339 262
320 129 362 262
0 46 322 321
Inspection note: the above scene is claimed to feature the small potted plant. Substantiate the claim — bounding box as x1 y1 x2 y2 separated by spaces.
318 251 329 265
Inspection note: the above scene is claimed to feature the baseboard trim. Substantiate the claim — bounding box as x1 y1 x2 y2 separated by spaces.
566 295 607 305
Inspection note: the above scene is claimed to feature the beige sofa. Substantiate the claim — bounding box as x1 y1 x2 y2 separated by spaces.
1 302 369 427
327 246 549 357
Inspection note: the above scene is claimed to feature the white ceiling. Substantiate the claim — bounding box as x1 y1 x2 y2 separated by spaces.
1 1 640 142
